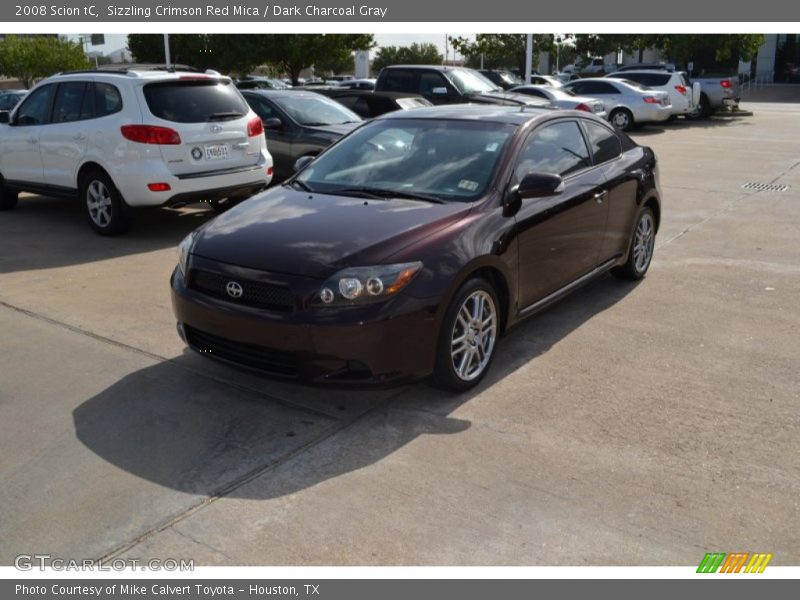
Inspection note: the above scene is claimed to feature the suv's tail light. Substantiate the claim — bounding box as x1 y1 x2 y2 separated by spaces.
675 85 687 94
248 117 264 137
121 125 181 145
574 102 591 112
720 79 732 88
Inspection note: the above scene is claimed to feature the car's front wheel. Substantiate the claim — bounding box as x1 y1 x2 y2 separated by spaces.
81 170 130 235
433 278 500 392
612 206 656 280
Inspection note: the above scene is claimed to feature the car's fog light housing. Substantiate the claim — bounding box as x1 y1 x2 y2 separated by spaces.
313 262 423 307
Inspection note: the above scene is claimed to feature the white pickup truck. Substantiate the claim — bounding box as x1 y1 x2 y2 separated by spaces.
688 75 740 117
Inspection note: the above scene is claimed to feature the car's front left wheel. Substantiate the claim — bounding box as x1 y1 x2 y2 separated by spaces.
433 278 500 392
81 170 130 236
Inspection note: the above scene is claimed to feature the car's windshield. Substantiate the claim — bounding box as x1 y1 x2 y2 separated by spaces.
295 118 515 202
272 94 362 126
447 69 503 94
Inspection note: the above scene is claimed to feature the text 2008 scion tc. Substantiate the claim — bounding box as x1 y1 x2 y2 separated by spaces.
171 105 661 391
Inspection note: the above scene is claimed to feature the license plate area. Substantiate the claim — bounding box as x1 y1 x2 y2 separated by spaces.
204 144 230 161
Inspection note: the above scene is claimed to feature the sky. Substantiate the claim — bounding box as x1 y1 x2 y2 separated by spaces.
69 33 469 60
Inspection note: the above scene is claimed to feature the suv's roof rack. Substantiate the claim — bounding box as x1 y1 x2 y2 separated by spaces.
56 64 209 77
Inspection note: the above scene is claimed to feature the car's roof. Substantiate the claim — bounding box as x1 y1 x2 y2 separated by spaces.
46 69 230 84
374 104 554 125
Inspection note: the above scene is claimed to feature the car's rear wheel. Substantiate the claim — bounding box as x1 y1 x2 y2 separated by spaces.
610 108 634 131
612 206 656 280
433 278 500 392
81 170 130 236
0 177 18 211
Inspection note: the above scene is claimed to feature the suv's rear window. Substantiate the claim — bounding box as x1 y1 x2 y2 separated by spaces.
617 73 671 86
143 80 247 123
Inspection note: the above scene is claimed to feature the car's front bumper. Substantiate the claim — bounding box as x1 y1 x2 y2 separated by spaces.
170 265 441 386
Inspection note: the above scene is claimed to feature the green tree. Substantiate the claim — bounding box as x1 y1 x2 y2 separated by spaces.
259 34 375 84
0 35 90 88
372 43 443 73
127 34 264 75
449 34 554 74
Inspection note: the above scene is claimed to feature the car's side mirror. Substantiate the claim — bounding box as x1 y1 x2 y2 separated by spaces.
292 155 315 173
262 117 282 130
0 112 10 125
431 87 449 96
517 172 565 199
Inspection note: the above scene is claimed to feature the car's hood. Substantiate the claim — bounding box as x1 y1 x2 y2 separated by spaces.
467 91 550 107
305 122 361 138
192 186 472 278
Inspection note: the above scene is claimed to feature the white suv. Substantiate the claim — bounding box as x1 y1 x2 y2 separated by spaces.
0 69 273 235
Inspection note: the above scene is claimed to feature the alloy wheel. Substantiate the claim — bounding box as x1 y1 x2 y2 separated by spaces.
633 212 655 273
86 180 113 228
450 290 497 382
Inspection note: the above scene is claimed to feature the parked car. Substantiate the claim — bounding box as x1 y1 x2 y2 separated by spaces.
0 89 27 113
0 69 272 234
171 105 661 391
236 76 292 90
563 78 671 130
686 75 740 117
606 70 697 117
479 69 523 90
375 65 551 107
529 75 565 87
241 89 362 179
510 85 607 119
337 78 377 90
314 89 432 119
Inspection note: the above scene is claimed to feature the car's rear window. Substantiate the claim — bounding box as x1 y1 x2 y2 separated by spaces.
143 80 248 123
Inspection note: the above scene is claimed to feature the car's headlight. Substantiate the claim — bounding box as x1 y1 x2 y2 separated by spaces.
313 262 423 307
177 231 198 277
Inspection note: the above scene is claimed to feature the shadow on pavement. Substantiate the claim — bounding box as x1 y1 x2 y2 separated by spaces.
73 273 638 500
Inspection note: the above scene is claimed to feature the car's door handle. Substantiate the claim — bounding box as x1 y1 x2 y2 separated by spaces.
593 190 608 204
73 133 87 140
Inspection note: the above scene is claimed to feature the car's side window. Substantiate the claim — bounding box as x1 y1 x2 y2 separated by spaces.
93 83 122 117
515 121 591 178
248 96 279 121
584 121 622 165
382 70 415 93
14 84 55 126
52 82 90 124
418 72 448 96
524 88 547 99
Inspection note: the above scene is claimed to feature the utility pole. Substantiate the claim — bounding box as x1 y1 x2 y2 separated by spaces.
525 34 533 84
163 33 171 68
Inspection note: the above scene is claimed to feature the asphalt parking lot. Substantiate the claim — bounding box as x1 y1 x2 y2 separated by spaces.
1 87 799 566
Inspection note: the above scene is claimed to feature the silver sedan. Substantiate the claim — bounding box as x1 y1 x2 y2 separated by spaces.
562 78 671 130
510 85 607 119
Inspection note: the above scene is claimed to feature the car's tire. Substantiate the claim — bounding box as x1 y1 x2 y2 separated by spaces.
80 170 130 236
612 206 656 280
687 94 710 120
432 278 500 393
610 108 634 131
0 177 19 211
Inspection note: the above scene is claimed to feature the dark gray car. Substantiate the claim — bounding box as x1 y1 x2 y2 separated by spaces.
241 90 362 179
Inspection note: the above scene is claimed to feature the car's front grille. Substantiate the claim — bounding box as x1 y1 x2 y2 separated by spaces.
185 326 298 377
189 269 295 311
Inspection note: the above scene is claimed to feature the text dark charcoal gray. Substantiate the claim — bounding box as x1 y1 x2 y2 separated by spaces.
1 0 795 22
4 580 800 600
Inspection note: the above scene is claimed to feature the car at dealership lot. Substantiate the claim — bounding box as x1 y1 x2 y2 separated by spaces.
336 78 377 90
241 89 362 179
0 69 272 234
606 70 697 118
171 105 661 391
479 69 524 90
509 84 607 119
528 74 566 87
563 77 671 130
235 76 292 90
375 65 552 107
0 89 27 114
313 89 432 119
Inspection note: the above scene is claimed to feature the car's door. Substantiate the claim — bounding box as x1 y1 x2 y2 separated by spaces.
417 71 458 105
512 119 610 307
243 93 295 176
580 120 641 262
40 81 93 190
0 84 55 185
569 80 623 105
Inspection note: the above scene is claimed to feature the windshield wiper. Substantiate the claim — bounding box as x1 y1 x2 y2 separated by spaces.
285 179 314 192
328 187 445 204
207 112 244 120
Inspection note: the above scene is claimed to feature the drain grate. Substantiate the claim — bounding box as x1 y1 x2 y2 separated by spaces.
741 182 790 192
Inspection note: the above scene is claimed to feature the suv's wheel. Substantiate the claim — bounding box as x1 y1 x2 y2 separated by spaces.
433 278 500 392
610 108 634 131
0 177 19 211
687 94 710 120
80 171 130 235
612 206 656 280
